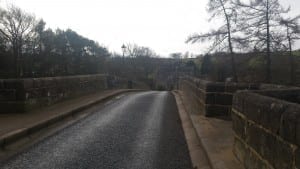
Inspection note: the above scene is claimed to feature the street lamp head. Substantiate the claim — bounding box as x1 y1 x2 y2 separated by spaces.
121 44 126 50
121 44 126 57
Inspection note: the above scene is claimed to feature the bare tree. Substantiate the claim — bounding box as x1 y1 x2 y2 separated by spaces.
170 53 182 59
234 0 289 82
125 43 156 58
0 5 37 77
280 15 300 84
186 0 238 82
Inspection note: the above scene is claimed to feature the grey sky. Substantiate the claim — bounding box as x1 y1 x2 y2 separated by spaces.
1 0 300 56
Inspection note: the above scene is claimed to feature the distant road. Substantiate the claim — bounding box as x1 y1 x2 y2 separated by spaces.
1 91 193 169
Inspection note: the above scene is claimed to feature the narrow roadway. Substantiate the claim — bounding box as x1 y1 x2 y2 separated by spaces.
0 91 193 169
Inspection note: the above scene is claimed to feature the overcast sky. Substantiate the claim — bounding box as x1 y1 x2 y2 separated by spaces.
1 0 300 56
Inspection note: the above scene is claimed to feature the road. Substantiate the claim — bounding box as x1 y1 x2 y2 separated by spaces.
0 91 193 169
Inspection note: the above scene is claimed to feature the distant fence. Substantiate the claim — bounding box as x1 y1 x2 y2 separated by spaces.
0 74 147 113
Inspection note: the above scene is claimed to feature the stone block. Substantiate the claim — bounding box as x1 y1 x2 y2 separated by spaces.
0 89 16 101
0 80 4 89
269 139 294 169
244 147 271 169
205 82 225 92
0 102 25 113
232 92 247 113
43 78 55 88
4 80 23 90
197 80 208 90
229 83 244 92
246 123 263 155
224 83 237 93
22 79 34 89
248 84 260 90
32 78 43 88
297 116 300 147
233 137 247 165
205 93 215 104
214 93 233 105
232 112 246 139
244 93 285 133
256 89 300 104
296 148 300 169
195 88 205 101
0 74 109 113
280 104 300 146
259 99 286 134
243 93 262 122
247 123 294 169
205 105 230 117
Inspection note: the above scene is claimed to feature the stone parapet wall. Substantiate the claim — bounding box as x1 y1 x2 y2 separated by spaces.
0 74 109 113
232 90 300 169
179 76 259 117
107 76 149 90
178 78 205 116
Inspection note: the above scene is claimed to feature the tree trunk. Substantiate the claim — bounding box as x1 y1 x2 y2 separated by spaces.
18 38 23 77
288 36 294 85
220 0 238 82
12 41 19 78
266 0 271 83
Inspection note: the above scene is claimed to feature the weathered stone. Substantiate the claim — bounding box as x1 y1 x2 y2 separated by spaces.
243 93 262 122
297 115 300 147
205 83 225 92
256 89 300 104
246 123 263 155
0 74 112 113
0 102 25 113
224 83 238 93
259 100 286 134
232 91 246 113
232 89 300 169
233 137 247 165
247 123 294 169
244 147 271 169
269 138 294 169
205 93 215 104
4 80 23 90
0 89 16 101
279 104 299 145
296 148 300 169
244 93 285 133
249 84 261 90
0 80 4 89
195 88 205 101
214 93 233 105
205 105 230 117
197 79 209 90
22 79 34 89
232 112 246 139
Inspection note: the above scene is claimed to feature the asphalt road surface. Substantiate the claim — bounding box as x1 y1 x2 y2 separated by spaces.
0 91 193 169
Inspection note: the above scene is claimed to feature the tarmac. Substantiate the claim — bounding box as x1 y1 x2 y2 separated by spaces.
0 89 244 169
0 91 193 169
0 89 142 149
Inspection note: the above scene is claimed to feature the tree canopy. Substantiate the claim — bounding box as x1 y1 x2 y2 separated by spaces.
0 5 110 78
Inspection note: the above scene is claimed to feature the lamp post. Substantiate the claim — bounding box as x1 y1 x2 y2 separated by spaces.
121 44 126 57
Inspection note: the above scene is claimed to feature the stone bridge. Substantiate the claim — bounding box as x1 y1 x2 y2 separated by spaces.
0 74 147 113
179 76 300 169
0 74 299 169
